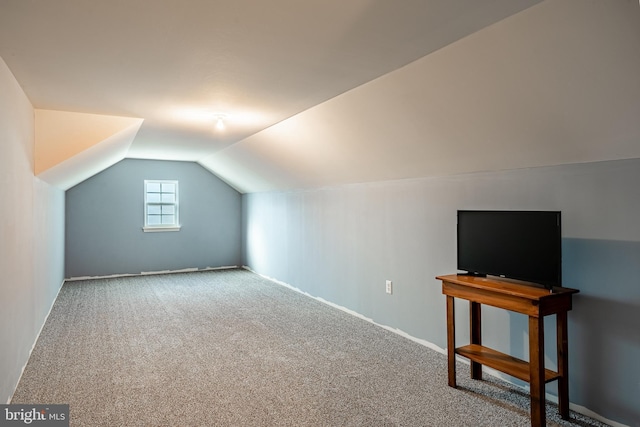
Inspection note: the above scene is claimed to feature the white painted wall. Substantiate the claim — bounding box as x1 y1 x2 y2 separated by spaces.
0 57 65 403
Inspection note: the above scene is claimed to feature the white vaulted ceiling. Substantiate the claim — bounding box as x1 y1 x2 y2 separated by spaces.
1 0 639 192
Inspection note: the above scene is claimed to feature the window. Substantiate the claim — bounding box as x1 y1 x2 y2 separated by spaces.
143 180 180 232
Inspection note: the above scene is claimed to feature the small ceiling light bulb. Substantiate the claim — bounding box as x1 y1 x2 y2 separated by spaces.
215 116 225 131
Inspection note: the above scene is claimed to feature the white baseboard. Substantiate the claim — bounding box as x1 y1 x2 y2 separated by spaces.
65 265 239 281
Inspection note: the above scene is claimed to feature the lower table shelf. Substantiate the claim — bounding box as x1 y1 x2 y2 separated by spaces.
456 344 561 384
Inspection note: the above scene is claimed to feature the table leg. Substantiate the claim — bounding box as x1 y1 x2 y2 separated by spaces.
529 315 546 427
470 301 482 380
556 311 570 419
446 295 456 387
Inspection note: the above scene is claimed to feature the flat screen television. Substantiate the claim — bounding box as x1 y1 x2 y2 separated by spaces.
457 210 562 289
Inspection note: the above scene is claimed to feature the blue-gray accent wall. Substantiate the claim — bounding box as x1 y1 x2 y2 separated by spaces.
242 158 640 426
65 159 242 277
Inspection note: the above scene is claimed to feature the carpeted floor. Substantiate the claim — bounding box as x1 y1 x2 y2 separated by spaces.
12 269 609 426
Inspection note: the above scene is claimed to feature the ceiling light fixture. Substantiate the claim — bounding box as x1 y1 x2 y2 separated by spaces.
215 115 225 131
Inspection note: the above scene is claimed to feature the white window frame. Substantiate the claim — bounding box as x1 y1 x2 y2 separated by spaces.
143 180 181 232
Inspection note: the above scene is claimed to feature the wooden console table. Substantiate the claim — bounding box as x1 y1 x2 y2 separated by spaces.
437 274 579 427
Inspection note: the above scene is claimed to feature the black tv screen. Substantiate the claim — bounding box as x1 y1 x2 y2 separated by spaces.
457 210 562 288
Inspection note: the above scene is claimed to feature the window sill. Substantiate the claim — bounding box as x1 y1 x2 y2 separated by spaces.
143 226 181 233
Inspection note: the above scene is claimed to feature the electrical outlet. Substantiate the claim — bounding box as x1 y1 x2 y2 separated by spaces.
385 280 393 294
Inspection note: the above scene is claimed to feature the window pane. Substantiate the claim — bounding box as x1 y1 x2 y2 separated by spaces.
147 215 162 225
161 193 175 203
146 182 161 192
161 183 175 193
144 180 179 229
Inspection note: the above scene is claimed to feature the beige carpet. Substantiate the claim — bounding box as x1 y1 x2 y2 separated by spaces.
12 269 608 426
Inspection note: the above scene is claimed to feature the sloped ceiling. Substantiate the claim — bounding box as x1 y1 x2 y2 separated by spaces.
1 0 639 192
35 110 143 189
201 0 640 192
